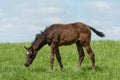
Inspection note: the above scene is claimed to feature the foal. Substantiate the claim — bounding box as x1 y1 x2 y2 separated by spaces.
24 22 105 71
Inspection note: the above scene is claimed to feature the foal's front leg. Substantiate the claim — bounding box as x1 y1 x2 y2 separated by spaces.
50 43 56 72
55 47 64 71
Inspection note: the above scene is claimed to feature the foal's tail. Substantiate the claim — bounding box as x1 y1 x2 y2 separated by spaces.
90 27 105 37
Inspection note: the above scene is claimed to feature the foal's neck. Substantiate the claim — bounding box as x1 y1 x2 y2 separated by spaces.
32 35 46 51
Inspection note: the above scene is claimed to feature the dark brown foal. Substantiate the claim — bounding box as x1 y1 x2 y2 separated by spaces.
24 22 105 71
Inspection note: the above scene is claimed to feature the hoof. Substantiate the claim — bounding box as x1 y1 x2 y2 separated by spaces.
61 68 64 72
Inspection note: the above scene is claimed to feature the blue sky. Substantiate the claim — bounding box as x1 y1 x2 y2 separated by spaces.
0 0 120 42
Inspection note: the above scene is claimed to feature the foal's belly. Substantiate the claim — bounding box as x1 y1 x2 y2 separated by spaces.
59 38 77 46
59 32 78 45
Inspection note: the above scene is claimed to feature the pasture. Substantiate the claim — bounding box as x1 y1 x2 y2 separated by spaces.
0 40 120 80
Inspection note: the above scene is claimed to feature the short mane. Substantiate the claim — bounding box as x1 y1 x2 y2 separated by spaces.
31 31 43 46
31 24 56 46
31 26 50 46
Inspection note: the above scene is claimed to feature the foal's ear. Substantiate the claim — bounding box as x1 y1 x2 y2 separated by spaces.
24 46 29 50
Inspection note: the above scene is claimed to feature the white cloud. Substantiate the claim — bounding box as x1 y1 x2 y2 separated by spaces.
20 0 60 7
80 19 111 27
105 26 120 39
7 16 62 25
11 17 21 21
0 9 5 17
10 17 32 23
90 19 111 26
38 17 62 24
85 1 111 13
0 23 44 34
0 23 14 32
109 27 120 35
22 7 62 14
20 2 32 7
95 1 111 10
91 20 101 26
1 18 9 22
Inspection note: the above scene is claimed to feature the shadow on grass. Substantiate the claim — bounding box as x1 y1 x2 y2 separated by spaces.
30 66 48 73
80 65 107 72
29 66 104 73
61 65 106 73
0 65 107 74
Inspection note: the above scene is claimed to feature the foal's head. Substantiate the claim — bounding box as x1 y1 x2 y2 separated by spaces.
24 46 37 67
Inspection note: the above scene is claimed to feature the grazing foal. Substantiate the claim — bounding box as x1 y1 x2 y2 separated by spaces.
24 22 105 71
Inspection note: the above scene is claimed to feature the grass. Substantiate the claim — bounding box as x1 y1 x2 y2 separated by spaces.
0 40 120 80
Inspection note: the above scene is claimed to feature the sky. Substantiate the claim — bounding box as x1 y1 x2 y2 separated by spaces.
0 0 120 42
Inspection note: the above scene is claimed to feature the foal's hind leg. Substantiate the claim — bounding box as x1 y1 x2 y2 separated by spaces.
76 41 85 70
55 47 64 71
84 43 95 71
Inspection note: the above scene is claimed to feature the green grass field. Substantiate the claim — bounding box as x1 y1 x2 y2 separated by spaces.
0 40 120 80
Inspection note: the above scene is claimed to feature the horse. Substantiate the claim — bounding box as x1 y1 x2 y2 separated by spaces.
24 22 105 72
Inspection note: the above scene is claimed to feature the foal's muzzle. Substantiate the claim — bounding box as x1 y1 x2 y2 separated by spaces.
24 63 30 67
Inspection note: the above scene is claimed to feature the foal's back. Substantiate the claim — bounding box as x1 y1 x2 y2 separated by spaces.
45 22 91 45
